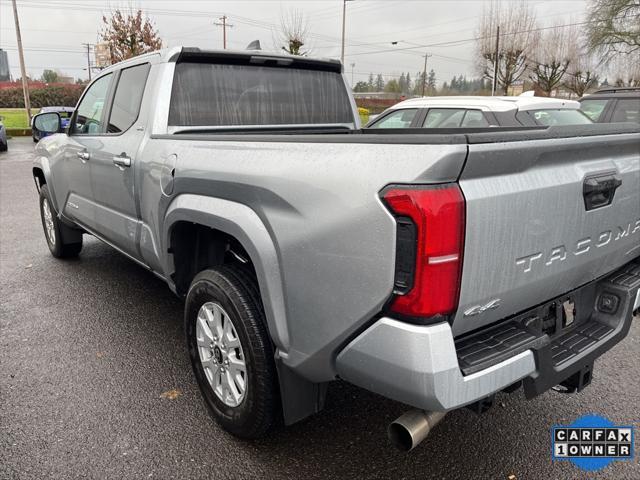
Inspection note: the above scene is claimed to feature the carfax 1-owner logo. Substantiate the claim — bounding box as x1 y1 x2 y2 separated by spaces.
552 414 635 472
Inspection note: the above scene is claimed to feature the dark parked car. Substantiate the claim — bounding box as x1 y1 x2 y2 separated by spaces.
0 116 7 152
32 106 74 142
579 87 640 124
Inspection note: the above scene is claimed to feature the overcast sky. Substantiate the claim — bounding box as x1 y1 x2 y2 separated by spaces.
1 0 588 85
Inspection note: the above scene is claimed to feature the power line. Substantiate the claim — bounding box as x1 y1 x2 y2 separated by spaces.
344 18 629 57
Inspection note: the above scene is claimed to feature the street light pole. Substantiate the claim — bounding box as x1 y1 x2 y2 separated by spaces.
421 53 432 97
11 0 31 121
491 25 500 96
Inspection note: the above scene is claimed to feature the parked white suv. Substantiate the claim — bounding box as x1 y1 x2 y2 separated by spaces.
366 95 592 129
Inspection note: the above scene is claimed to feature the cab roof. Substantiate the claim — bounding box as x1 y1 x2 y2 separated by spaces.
99 46 343 76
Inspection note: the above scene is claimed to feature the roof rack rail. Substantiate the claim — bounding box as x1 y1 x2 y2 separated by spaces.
592 87 640 94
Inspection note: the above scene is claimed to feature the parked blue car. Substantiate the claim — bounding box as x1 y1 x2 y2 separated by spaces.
32 106 74 142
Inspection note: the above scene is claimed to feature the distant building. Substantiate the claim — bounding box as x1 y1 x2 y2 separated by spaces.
0 49 10 82
95 43 111 69
56 72 74 84
507 81 524 96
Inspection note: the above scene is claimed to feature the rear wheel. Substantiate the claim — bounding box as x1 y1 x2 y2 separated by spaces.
39 184 82 258
185 265 279 438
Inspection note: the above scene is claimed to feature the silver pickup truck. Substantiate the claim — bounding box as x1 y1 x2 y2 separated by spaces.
32 47 640 451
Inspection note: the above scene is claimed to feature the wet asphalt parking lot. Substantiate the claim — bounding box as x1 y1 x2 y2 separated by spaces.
1 137 638 479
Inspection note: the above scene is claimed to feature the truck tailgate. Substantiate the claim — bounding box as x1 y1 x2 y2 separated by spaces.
454 131 640 336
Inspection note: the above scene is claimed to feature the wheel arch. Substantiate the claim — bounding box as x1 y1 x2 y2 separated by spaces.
32 156 58 209
163 194 290 352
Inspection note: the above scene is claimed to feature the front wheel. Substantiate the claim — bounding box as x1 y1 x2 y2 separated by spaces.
39 184 82 258
185 265 279 438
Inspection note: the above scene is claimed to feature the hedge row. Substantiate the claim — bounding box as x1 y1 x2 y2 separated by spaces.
0 85 84 108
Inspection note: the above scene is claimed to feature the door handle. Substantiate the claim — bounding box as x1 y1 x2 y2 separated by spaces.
77 151 90 162
112 155 131 169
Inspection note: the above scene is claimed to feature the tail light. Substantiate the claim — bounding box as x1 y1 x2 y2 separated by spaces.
383 184 465 319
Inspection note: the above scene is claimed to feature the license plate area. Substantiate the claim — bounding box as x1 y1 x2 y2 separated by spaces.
562 298 575 328
540 296 580 337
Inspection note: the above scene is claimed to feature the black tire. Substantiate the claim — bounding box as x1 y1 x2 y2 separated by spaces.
185 265 279 439
33 135 38 143
0 141 7 152
39 184 83 258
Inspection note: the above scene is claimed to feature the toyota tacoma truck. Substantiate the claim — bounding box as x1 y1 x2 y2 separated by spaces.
31 47 640 451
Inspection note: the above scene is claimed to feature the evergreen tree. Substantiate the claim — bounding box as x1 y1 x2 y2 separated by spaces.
384 79 401 93
414 70 427 95
427 69 436 92
398 73 407 94
353 81 370 92
375 74 385 91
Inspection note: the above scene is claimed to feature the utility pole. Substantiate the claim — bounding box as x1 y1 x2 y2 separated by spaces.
11 0 31 121
341 0 353 65
491 25 500 96
421 53 432 97
350 62 355 86
214 15 234 49
82 43 92 81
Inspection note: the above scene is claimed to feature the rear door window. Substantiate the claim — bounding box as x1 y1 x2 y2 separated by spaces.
423 108 467 128
460 110 489 127
107 63 151 133
367 109 418 128
610 98 640 123
580 99 609 121
169 62 354 127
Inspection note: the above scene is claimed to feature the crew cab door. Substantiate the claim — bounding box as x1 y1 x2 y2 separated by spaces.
87 63 150 260
62 72 114 232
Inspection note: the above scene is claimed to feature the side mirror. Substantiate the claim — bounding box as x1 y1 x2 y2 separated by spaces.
33 112 62 135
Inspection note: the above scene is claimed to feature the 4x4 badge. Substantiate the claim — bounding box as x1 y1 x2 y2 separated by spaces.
464 299 501 317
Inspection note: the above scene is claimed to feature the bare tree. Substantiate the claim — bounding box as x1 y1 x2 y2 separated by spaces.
278 9 309 56
100 9 163 64
529 25 571 96
476 0 537 95
608 54 640 86
586 0 640 61
564 27 600 97
564 62 599 97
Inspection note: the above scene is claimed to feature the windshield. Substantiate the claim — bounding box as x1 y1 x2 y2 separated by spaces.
525 109 593 126
169 62 354 129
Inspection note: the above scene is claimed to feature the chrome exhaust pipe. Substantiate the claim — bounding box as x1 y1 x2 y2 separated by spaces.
388 410 447 452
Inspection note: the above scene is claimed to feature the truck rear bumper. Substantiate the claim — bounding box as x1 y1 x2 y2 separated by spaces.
336 258 639 411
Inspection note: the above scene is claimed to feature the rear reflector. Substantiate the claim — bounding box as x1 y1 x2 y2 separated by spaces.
383 185 465 318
